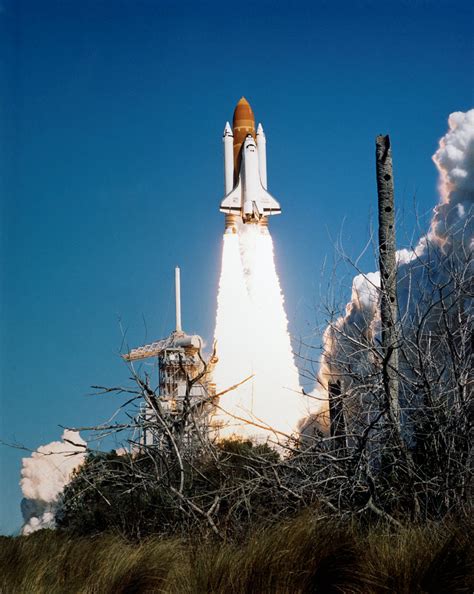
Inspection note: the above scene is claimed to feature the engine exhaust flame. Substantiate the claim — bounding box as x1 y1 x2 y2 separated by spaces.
213 224 306 441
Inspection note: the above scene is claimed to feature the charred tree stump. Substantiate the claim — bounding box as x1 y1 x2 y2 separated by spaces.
376 135 400 424
376 135 420 517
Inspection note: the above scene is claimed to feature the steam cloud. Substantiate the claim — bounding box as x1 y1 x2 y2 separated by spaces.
20 430 86 534
311 109 474 427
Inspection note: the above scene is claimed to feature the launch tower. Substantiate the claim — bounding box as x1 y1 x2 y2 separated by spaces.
123 268 216 446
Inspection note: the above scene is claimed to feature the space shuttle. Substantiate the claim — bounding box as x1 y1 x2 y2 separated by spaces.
220 97 281 232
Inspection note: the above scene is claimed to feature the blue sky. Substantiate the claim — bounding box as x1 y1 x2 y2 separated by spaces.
0 0 472 534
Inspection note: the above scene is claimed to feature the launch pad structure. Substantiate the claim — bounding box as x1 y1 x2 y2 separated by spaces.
122 267 216 446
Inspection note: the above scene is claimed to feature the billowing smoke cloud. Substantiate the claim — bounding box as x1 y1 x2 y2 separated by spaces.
20 430 86 534
429 110 474 249
309 109 474 429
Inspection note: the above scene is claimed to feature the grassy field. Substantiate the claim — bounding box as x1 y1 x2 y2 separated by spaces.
1 515 472 593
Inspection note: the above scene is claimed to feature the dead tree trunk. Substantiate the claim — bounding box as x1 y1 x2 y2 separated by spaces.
375 135 400 424
376 135 420 517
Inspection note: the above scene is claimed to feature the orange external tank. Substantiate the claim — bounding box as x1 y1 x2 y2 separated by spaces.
232 97 255 182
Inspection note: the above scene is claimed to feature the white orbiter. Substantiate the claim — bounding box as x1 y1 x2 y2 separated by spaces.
220 97 281 232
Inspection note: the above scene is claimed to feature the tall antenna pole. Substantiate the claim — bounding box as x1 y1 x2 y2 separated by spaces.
175 266 182 333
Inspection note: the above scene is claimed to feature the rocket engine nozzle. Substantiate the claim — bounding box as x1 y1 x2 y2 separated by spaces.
224 213 239 234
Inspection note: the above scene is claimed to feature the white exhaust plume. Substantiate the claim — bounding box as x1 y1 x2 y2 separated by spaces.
213 232 253 399
20 430 86 534
213 224 306 441
310 109 474 429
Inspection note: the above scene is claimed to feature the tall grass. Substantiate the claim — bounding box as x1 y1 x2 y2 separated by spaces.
0 531 184 594
1 516 472 593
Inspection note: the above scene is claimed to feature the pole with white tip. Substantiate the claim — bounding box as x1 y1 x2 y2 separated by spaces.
175 266 182 333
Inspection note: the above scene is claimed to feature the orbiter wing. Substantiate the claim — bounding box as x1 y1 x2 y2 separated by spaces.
220 178 243 213
220 179 281 218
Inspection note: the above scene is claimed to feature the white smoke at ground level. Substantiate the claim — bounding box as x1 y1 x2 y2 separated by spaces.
20 430 86 534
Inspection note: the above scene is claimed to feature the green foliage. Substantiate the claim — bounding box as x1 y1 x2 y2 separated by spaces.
56 450 174 539
56 439 284 540
1 516 472 593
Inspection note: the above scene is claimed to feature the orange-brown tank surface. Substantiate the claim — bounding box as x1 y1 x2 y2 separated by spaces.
233 97 255 181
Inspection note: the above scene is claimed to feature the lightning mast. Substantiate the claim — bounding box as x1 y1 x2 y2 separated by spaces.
175 266 182 333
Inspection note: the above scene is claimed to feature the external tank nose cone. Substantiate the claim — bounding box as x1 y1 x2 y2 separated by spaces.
233 97 255 131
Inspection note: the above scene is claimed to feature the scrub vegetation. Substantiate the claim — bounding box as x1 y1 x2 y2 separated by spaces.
1 514 472 593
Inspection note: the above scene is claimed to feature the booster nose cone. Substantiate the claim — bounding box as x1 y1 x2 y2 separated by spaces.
232 97 256 179
223 121 233 138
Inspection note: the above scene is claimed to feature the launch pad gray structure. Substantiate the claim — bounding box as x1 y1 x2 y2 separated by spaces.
122 267 216 447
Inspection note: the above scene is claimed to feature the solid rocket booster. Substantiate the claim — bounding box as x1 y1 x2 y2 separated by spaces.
220 97 281 232
223 123 234 195
256 123 267 189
